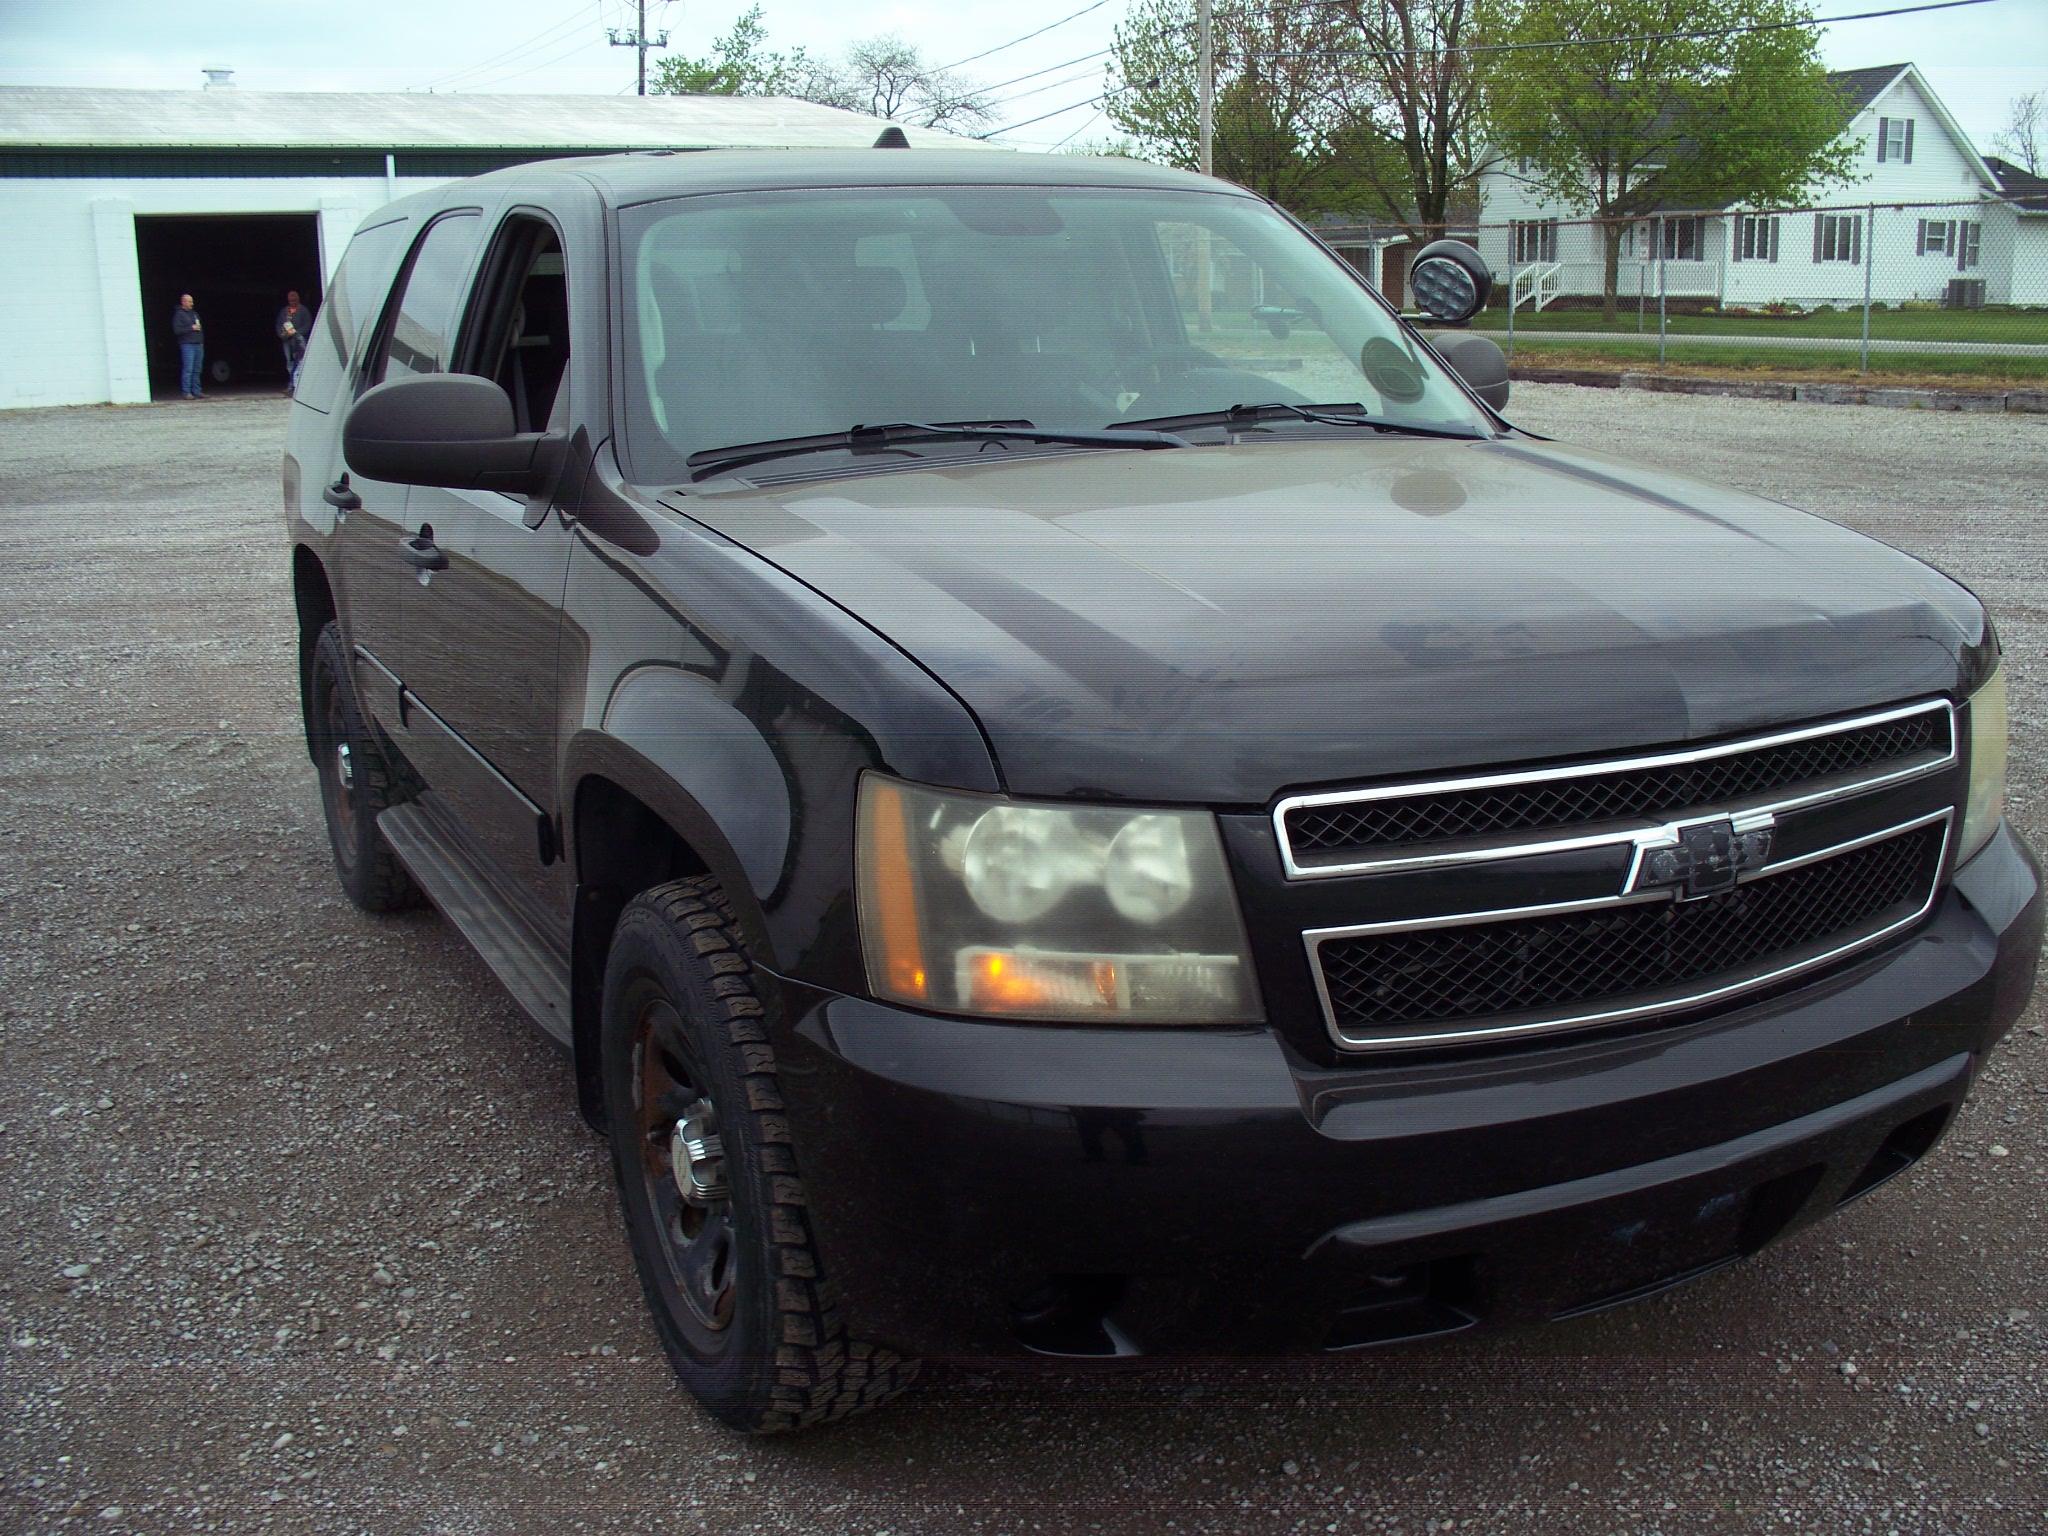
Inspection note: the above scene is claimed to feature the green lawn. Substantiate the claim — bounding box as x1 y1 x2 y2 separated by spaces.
1499 338 2048 384
1471 306 2048 343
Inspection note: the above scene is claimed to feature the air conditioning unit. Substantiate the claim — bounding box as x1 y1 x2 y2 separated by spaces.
1944 278 1986 309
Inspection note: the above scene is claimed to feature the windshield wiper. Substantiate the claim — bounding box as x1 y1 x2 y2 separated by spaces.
1118 402 1488 440
686 419 1189 481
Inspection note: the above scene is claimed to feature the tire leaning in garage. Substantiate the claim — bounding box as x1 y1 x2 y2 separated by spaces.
600 875 919 1432
306 620 419 912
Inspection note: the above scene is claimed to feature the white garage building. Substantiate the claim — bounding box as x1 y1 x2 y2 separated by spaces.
0 83 982 411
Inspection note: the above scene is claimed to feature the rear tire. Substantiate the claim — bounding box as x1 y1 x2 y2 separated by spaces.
600 876 918 1432
307 621 418 913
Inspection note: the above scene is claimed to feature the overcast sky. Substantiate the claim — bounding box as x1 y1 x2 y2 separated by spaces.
1 0 2042 152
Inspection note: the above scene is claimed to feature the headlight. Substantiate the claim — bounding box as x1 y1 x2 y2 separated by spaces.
1959 663 2008 863
855 774 1262 1023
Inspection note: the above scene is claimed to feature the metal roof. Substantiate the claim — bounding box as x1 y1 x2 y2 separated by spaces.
0 85 999 153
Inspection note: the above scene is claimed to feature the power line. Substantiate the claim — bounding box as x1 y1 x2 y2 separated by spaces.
979 76 1154 139
931 0 1114 74
414 2 595 91
981 67 1111 112
462 29 608 91
1251 0 2004 60
913 48 1115 123
1049 106 1108 151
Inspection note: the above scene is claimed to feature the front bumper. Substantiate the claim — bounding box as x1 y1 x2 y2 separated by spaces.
767 823 2041 1358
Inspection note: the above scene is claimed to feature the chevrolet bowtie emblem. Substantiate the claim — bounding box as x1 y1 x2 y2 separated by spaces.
1627 813 1775 900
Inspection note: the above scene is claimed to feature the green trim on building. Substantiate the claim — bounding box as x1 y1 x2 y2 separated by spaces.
0 147 687 179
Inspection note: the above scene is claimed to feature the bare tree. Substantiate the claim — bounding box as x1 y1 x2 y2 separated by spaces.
830 37 997 131
1992 90 2044 176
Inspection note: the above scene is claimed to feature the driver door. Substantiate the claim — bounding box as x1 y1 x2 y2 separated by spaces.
394 207 585 937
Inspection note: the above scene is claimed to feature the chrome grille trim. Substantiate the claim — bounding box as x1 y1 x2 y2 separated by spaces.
1273 698 1956 880
1306 808 1952 1052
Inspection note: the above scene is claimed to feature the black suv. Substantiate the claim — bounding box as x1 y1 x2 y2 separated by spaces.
283 147 2040 1433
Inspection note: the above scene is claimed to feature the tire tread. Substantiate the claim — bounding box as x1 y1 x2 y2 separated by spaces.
620 875 918 1432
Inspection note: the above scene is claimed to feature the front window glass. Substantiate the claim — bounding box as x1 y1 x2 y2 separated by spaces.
620 186 1491 481
377 212 483 384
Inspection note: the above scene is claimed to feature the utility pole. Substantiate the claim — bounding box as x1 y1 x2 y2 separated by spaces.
1195 0 1213 331
609 0 670 97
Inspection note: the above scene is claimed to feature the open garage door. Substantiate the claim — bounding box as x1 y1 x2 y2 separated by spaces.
134 214 323 398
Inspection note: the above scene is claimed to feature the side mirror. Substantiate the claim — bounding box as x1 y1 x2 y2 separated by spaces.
1421 330 1510 412
343 374 558 495
1408 239 1492 325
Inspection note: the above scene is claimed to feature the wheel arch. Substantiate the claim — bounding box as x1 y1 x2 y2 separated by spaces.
292 543 337 763
562 727 785 1132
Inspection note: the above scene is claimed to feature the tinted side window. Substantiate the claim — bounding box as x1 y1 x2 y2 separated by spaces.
376 212 484 384
293 217 410 415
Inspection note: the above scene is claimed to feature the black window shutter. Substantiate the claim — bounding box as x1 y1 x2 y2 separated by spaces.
1853 217 1861 265
1877 117 1889 162
1814 216 1825 262
1904 120 1914 163
1916 219 1927 255
1770 218 1780 262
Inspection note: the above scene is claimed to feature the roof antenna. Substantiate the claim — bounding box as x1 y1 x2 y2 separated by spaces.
873 125 911 149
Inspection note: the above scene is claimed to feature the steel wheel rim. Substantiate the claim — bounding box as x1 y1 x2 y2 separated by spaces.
320 688 359 860
631 993 736 1339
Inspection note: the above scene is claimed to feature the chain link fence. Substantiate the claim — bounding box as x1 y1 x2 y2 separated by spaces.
1394 198 2047 383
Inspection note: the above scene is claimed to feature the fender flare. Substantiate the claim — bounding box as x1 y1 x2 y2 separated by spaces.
559 663 793 970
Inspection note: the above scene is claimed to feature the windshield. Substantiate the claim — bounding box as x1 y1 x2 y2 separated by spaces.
619 184 1493 482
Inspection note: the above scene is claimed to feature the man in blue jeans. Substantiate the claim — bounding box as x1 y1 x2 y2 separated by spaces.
172 293 205 399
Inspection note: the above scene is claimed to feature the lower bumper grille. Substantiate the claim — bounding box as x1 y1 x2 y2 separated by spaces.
1315 817 1947 1049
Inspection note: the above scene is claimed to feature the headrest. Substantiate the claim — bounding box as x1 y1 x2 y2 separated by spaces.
844 266 907 326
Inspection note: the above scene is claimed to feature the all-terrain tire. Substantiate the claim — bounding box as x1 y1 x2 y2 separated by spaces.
600 875 919 1432
306 621 419 912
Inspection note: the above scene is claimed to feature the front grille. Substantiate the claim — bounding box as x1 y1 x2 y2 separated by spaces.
1284 705 1950 868
1316 819 1945 1047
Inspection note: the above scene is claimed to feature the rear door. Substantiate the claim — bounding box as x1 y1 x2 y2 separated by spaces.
336 206 493 731
392 201 591 935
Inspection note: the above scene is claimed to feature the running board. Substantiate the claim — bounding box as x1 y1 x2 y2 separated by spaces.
377 801 572 1047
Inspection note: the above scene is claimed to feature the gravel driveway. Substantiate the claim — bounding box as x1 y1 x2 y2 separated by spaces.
4 386 2044 1534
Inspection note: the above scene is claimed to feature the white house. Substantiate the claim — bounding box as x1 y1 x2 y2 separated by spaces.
0 81 988 411
1476 64 2042 310
1985 154 2048 305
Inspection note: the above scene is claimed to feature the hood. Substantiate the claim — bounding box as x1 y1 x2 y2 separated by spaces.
664 438 1987 804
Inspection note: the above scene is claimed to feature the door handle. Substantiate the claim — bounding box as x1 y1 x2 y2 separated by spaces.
398 530 448 572
322 476 361 512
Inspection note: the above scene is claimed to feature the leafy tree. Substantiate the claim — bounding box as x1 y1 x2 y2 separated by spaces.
1106 0 1372 214
1992 90 2043 176
1326 0 1493 241
1485 0 1856 318
654 10 993 131
651 5 815 97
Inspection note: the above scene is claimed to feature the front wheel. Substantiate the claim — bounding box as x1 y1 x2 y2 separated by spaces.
600 876 918 1432
306 621 418 912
